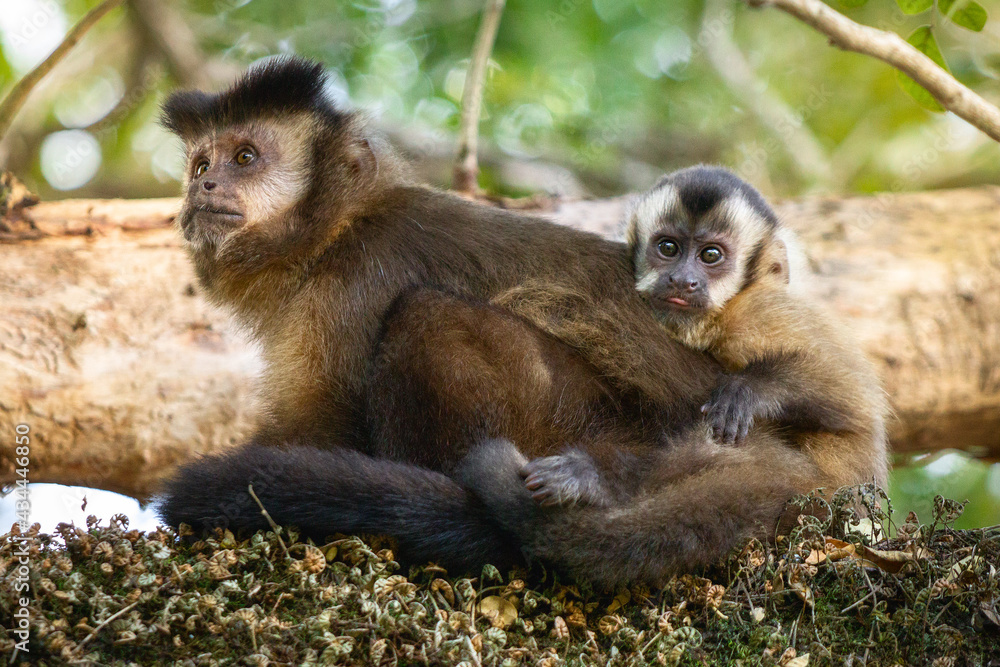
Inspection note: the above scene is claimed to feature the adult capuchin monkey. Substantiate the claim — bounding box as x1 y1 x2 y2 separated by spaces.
157 55 718 569
157 58 879 586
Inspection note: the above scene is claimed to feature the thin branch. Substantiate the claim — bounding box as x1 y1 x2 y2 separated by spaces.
76 601 139 650
129 0 227 88
0 0 125 143
453 0 506 194
700 0 832 186
248 484 290 559
745 0 1000 143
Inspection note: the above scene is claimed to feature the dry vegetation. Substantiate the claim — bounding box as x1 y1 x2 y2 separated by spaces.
1 488 998 666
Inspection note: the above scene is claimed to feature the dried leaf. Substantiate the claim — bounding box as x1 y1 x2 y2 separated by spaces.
980 602 1000 627
477 596 517 629
606 589 631 613
552 615 570 640
805 549 827 565
785 654 811 667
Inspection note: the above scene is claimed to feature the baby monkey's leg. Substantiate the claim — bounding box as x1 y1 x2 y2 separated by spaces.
521 434 665 508
522 448 615 508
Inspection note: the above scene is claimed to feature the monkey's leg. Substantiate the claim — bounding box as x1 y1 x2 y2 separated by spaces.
157 443 521 572
460 432 823 589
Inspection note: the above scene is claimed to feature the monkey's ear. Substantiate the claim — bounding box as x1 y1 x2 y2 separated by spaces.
350 137 380 181
766 238 790 284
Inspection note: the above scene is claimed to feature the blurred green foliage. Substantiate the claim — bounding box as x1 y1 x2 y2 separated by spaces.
1 0 999 199
0 0 998 525
891 451 1000 530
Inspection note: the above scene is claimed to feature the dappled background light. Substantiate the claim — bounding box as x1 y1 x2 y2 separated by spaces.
39 129 101 190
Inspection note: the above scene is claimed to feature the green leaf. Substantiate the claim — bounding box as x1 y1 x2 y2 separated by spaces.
895 0 933 14
939 0 988 31
895 26 948 111
839 0 869 8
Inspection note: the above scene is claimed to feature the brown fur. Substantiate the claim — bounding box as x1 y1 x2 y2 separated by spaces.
159 63 887 588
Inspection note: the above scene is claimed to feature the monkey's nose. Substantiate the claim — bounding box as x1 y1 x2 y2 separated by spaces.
685 280 699 291
203 181 217 191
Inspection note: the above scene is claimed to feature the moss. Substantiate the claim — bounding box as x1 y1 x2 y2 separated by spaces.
1 490 998 666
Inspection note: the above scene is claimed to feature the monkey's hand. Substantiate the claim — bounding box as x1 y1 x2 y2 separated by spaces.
521 449 613 508
702 374 771 445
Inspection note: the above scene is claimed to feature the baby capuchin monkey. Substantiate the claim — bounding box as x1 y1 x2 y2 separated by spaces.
523 166 889 508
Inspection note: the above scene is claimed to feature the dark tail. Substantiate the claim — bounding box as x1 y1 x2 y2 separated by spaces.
459 436 822 589
157 444 521 573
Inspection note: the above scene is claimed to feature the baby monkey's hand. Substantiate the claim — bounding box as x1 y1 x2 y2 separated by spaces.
521 449 613 508
702 374 768 445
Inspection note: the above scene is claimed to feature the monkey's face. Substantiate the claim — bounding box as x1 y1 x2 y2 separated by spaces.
635 223 739 315
629 176 776 318
176 117 313 251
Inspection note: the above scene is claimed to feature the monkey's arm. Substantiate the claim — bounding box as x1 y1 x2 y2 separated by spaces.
492 280 720 419
702 351 862 443
706 291 882 444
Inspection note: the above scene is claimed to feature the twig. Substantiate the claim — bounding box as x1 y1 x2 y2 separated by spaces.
0 0 125 142
129 0 228 88
745 0 1000 143
840 590 875 613
452 0 506 194
247 484 290 559
76 600 139 650
701 0 831 186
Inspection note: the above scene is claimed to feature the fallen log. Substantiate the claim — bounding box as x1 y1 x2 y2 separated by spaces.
1 187 998 498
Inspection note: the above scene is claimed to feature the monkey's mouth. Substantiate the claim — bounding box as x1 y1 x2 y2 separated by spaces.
652 294 709 311
194 204 244 220
180 204 244 242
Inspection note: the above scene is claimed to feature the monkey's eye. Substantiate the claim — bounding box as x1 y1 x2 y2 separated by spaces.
235 147 256 165
194 160 210 177
657 239 680 258
700 246 724 264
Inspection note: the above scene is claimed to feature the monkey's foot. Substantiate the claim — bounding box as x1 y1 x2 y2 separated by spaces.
521 449 612 508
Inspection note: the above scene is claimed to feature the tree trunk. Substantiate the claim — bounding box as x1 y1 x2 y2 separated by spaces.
2 188 998 499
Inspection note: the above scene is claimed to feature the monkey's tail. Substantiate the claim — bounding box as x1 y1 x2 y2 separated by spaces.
157 443 521 573
459 438 820 589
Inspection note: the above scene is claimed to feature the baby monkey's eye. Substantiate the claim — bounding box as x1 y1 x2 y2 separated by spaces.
700 246 723 264
235 147 256 165
657 239 680 258
194 160 210 177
